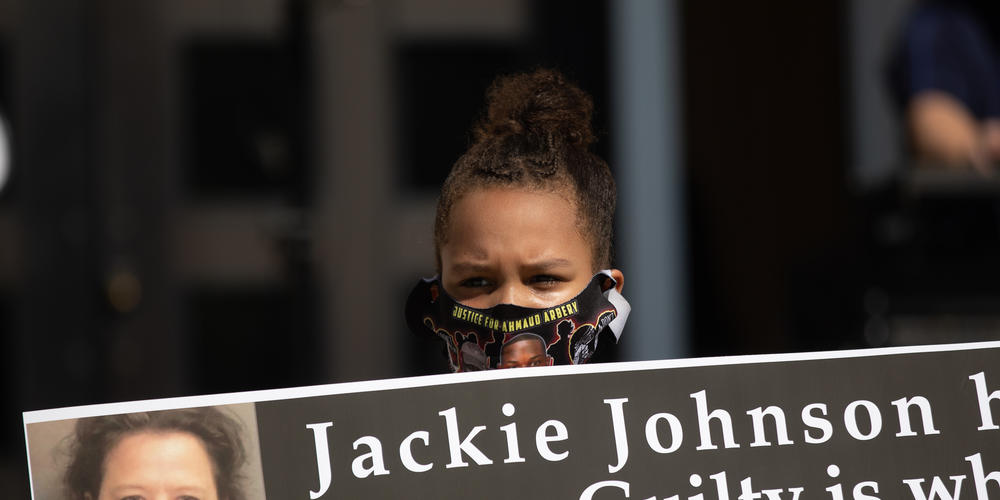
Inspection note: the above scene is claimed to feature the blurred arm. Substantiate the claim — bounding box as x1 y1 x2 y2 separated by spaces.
907 90 992 173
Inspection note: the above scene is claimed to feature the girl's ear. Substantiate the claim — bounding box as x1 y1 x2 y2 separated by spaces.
609 269 625 293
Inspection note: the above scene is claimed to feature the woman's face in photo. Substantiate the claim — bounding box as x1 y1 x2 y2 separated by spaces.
97 431 218 500
440 187 597 309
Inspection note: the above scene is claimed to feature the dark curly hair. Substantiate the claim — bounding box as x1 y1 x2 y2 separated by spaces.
63 407 248 500
434 68 617 270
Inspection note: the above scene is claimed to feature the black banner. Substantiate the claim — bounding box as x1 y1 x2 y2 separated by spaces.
25 342 1000 500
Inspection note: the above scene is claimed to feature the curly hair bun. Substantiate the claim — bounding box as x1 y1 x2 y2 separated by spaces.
475 68 595 149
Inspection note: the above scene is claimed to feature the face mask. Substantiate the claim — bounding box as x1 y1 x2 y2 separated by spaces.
405 271 630 372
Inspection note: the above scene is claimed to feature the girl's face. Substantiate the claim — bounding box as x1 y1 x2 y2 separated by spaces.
440 187 623 309
96 431 219 500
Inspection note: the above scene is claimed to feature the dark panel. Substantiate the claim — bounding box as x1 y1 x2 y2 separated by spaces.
394 0 611 191
0 293 27 498
186 286 319 394
0 294 17 450
394 41 527 189
858 185 1000 345
682 1 856 355
182 40 308 201
0 39 8 109
17 0 104 411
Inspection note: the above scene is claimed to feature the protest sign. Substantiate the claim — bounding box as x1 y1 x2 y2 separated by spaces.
24 341 1000 499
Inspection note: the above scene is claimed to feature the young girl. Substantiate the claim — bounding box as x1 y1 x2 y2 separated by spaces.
405 69 630 372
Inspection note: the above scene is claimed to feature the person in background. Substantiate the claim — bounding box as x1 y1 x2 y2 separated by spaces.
890 0 1000 174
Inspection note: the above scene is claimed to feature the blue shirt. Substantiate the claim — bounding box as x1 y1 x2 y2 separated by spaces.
890 1 1000 120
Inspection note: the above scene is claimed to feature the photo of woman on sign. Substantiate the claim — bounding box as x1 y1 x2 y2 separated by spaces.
62 407 252 500
25 404 266 500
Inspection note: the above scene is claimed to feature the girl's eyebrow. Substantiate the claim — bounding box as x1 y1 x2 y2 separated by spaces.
525 258 573 270
448 258 573 274
448 262 493 274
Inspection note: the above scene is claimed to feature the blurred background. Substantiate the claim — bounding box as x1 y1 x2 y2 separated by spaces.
3 0 1000 495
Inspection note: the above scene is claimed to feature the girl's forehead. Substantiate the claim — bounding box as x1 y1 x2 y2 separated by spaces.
442 187 592 265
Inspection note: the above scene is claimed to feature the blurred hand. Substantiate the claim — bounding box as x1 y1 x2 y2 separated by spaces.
908 90 994 175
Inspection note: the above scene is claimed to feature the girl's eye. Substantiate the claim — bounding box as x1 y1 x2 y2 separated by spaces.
179 496 201 500
530 275 561 286
459 277 491 288
121 496 143 500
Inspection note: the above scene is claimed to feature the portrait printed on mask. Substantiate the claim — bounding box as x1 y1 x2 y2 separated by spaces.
25 404 267 500
498 333 554 369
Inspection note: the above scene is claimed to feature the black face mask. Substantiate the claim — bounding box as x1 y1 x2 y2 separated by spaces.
405 271 630 372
